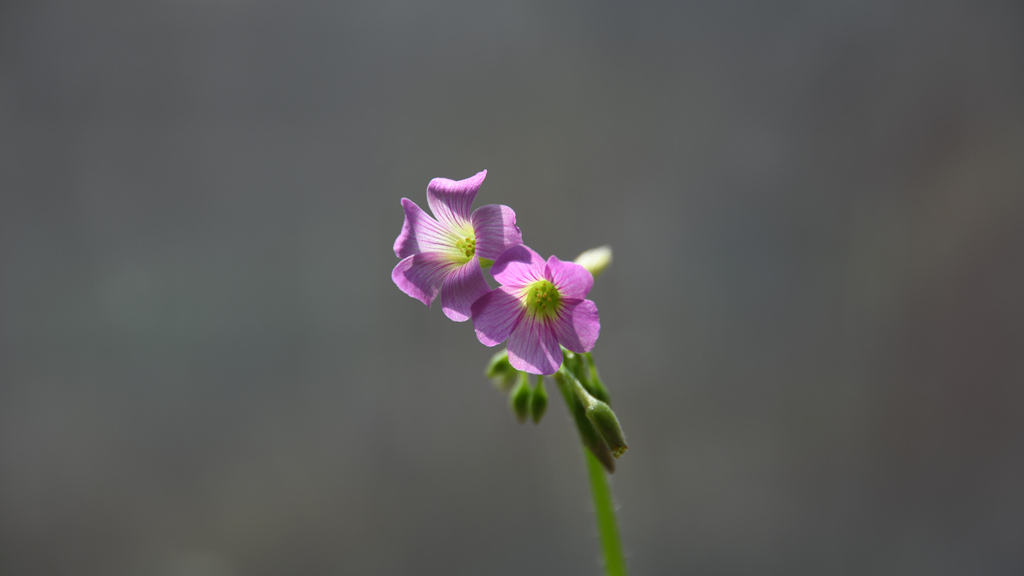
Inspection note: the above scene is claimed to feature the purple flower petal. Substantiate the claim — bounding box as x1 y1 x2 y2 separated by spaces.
491 245 547 288
471 204 523 260
438 256 491 322
507 314 563 375
471 287 526 346
545 256 594 300
552 299 601 354
426 170 486 230
394 198 458 259
392 252 457 307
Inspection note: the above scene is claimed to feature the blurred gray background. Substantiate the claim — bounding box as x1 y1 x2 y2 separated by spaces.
2 1 1023 575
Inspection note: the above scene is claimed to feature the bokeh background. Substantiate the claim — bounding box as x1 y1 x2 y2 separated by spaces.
3 1 1023 575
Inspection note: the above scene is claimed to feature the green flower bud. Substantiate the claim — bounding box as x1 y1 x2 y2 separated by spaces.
574 245 612 279
554 370 616 473
529 375 548 424
509 372 531 424
485 349 518 391
585 401 628 459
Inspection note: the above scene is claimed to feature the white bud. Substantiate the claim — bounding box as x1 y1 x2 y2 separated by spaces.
574 246 612 279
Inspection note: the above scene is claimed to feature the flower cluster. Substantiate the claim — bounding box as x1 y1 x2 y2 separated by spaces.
391 170 600 375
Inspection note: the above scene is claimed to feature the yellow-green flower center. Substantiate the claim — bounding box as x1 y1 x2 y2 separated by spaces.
454 236 476 258
525 280 561 319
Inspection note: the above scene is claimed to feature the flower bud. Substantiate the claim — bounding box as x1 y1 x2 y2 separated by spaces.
485 349 518 391
585 401 628 459
574 245 612 279
509 372 531 424
529 376 548 424
554 370 616 473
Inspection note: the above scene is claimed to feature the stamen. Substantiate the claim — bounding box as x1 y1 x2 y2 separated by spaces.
454 235 477 259
525 280 561 319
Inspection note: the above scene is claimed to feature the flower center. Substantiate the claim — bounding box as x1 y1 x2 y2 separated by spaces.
525 280 561 319
454 236 476 258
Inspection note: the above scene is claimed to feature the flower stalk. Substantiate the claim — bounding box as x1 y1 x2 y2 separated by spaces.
555 354 628 575
585 448 628 576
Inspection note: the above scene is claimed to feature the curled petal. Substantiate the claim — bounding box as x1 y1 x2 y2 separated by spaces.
491 245 546 288
426 170 486 230
439 257 491 322
507 314 563 375
472 204 523 260
472 287 526 346
546 256 594 300
552 299 600 354
392 253 457 307
394 198 457 259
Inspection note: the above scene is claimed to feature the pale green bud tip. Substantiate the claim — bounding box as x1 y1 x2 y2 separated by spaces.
574 245 612 279
510 374 532 424
585 401 628 459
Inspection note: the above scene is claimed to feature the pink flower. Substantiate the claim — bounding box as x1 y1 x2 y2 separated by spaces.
471 245 601 375
392 170 523 321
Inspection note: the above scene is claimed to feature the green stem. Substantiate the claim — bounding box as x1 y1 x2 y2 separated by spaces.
555 362 628 576
585 447 628 576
